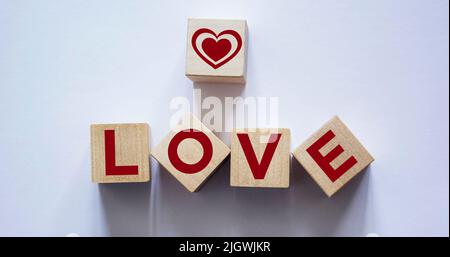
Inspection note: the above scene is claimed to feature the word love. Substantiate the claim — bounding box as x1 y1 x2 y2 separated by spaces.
91 114 374 197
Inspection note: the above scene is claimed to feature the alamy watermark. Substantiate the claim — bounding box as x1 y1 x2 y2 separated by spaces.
169 89 280 133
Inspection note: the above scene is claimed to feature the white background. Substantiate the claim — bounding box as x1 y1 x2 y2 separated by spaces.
0 0 448 236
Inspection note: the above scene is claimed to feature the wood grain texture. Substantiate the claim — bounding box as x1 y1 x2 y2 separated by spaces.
91 123 150 183
293 116 374 197
230 128 291 188
185 18 248 84
151 113 230 192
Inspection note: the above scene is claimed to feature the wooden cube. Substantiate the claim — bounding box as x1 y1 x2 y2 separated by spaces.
230 128 290 188
293 116 374 197
91 123 150 183
151 113 230 192
185 18 248 84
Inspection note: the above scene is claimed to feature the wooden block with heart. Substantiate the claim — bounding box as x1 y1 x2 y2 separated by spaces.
185 18 248 84
230 128 291 188
293 116 374 197
151 113 230 192
91 123 151 183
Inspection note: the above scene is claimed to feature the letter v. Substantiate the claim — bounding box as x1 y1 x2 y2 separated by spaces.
237 133 282 179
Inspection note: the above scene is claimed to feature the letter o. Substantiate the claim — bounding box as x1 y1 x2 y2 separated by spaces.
168 129 213 174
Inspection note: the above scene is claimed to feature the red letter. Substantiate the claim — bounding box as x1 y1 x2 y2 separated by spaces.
306 130 357 182
168 129 213 174
104 130 139 176
237 133 282 179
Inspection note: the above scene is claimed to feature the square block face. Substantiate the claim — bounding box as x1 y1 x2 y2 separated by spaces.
185 18 248 84
230 128 291 188
151 113 230 192
91 123 150 183
293 116 374 197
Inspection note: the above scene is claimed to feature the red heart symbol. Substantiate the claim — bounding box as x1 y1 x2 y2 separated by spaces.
192 28 242 69
202 38 232 62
